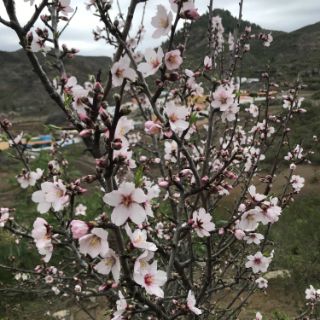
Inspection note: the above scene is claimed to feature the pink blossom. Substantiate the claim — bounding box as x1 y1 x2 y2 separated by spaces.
111 56 137 87
17 168 43 189
255 312 263 320
103 182 148 226
70 220 89 239
111 291 127 320
247 103 259 117
290 175 305 192
79 228 109 258
192 208 215 237
187 290 202 315
181 7 200 20
237 209 259 231
58 0 74 16
144 120 162 135
151 5 173 39
164 140 178 162
32 180 69 213
221 103 240 122
133 260 167 298
170 0 196 15
234 229 245 240
31 217 53 263
305 285 320 301
165 50 183 70
75 203 87 216
244 233 264 245
94 249 121 283
212 85 234 111
125 224 157 251
256 198 282 225
245 251 271 274
134 250 155 274
248 185 266 202
0 212 9 227
137 47 164 77
256 277 268 289
203 56 212 70
30 33 50 53
164 101 189 133
114 116 134 141
113 147 136 169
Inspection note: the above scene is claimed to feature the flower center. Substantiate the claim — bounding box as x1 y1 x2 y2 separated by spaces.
253 258 261 265
160 18 169 29
151 59 161 69
89 235 100 247
220 96 228 104
196 219 203 229
144 273 154 286
122 195 133 208
105 256 115 267
116 68 124 78
168 55 177 64
169 114 178 122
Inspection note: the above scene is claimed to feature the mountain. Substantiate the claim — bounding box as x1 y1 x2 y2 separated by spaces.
171 9 320 80
0 50 110 116
0 9 320 116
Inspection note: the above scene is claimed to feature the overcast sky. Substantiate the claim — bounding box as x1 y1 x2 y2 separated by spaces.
0 0 319 56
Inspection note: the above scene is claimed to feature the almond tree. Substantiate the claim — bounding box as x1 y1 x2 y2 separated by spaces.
0 0 318 319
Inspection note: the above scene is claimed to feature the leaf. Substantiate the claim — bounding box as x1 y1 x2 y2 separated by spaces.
134 166 144 188
215 220 228 227
189 112 198 125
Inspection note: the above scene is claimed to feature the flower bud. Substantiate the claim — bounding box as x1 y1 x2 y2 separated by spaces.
70 220 89 239
79 129 93 137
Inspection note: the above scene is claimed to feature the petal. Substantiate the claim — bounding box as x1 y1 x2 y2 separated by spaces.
32 190 45 203
37 201 51 214
111 205 130 226
92 228 109 240
147 285 164 298
103 191 122 206
129 203 147 225
94 260 111 275
132 188 147 203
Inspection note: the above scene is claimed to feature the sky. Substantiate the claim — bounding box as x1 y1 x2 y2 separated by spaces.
0 0 319 56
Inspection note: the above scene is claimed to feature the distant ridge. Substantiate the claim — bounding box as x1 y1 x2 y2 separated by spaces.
0 9 319 116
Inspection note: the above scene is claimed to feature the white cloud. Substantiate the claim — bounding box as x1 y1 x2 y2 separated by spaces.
0 0 319 56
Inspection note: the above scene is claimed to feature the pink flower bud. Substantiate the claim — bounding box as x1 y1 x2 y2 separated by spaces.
218 228 224 235
79 129 93 137
201 176 209 183
79 113 90 122
163 130 173 138
180 169 193 177
70 220 89 239
188 218 194 226
140 155 147 162
181 8 200 20
112 138 122 150
234 229 245 240
144 121 162 135
158 180 169 188
290 163 296 170
94 82 103 93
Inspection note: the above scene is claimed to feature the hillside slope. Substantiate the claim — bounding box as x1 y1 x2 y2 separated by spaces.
0 50 110 115
0 10 319 116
